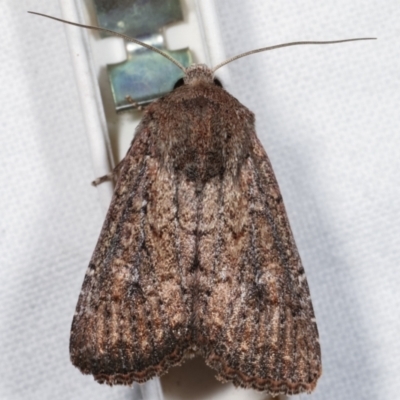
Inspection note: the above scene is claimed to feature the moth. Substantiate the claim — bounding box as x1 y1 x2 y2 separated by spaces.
29 11 375 396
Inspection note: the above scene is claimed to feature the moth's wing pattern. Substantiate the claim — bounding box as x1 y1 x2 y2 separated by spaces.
70 119 193 385
197 131 322 395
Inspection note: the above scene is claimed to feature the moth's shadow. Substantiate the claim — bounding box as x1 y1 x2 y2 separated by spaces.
161 357 281 400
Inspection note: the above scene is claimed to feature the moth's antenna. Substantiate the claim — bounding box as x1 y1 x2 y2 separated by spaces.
212 38 377 72
28 11 186 73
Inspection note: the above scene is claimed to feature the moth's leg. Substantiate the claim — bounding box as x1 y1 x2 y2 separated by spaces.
125 95 144 111
91 159 125 187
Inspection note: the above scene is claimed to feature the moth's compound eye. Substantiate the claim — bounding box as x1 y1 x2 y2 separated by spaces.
173 78 185 89
213 78 223 87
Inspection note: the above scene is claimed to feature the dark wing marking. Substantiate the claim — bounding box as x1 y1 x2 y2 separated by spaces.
70 122 193 385
198 132 322 395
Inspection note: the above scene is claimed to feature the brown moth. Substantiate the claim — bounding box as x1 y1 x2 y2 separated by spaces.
75 66 321 396
76 64 322 396
29 11 375 396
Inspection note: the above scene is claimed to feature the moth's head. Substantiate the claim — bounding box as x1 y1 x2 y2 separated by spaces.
173 64 223 89
184 64 213 85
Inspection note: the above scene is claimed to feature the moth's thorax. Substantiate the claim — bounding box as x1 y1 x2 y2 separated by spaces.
184 64 214 85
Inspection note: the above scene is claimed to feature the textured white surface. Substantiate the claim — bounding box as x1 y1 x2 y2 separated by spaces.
1 1 399 400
